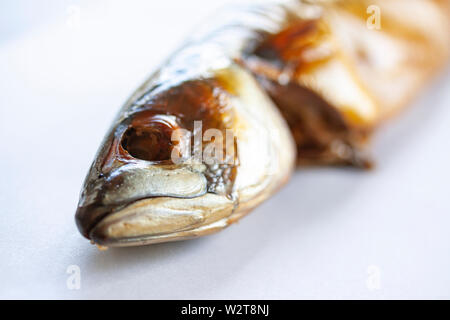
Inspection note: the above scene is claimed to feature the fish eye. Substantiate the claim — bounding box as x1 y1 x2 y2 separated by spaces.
121 120 175 162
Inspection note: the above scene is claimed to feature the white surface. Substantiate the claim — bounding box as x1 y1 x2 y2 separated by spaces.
1 0 450 299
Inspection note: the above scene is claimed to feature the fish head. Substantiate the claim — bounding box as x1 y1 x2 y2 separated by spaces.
75 64 295 247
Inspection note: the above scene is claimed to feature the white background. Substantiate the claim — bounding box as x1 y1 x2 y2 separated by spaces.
1 0 449 299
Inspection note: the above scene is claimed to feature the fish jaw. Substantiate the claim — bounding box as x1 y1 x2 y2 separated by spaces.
74 163 209 240
88 194 235 247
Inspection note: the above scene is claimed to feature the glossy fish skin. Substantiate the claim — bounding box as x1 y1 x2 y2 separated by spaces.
243 0 450 167
75 0 450 247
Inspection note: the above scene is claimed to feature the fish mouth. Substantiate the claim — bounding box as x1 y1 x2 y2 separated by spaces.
74 161 212 240
82 193 235 247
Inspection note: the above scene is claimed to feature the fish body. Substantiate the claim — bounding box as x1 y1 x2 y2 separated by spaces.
76 0 450 247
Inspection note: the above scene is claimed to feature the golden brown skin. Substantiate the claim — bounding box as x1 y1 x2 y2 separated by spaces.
243 19 372 167
243 0 450 167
